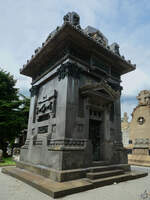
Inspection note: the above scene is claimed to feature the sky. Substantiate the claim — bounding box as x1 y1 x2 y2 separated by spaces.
0 0 150 120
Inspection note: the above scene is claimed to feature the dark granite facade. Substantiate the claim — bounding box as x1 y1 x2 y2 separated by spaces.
19 12 135 179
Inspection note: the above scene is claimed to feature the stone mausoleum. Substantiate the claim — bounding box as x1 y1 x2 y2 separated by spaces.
128 90 150 166
3 12 147 198
20 12 133 169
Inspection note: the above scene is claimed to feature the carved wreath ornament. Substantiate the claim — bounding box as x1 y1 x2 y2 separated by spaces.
137 116 145 125
57 62 81 81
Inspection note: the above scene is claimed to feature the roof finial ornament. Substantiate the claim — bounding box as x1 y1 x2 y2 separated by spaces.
63 12 80 27
110 43 120 55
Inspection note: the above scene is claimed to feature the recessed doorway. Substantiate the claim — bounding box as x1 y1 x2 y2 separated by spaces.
89 119 101 161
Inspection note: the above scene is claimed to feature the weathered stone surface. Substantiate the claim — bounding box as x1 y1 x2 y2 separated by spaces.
121 112 130 147
128 154 150 166
2 166 147 198
17 12 135 184
63 12 80 27
121 90 150 166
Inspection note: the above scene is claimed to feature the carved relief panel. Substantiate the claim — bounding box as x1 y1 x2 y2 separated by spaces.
36 89 57 122
31 84 58 138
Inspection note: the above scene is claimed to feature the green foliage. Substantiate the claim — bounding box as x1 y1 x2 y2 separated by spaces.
0 157 16 166
0 69 18 101
0 69 30 156
19 93 30 130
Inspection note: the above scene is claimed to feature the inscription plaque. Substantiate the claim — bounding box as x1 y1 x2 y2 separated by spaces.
38 125 48 134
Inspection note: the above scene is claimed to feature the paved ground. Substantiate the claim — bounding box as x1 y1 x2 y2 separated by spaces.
0 166 150 200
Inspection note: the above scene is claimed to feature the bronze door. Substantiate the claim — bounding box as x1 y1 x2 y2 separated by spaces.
89 119 101 161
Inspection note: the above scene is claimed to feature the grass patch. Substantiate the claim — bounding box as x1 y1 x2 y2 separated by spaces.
0 157 16 166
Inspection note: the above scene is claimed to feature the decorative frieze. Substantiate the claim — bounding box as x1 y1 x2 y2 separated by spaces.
47 139 87 151
134 138 150 147
133 148 149 155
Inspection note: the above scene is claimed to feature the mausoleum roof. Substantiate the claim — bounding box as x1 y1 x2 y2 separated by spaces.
20 12 136 78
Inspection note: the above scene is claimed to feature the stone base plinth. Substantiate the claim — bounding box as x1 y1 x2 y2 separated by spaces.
16 161 132 182
16 161 87 182
2 166 147 198
128 154 150 166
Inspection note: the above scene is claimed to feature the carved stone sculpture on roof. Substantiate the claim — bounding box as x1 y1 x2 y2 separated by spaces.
84 26 108 47
110 43 120 56
63 11 80 27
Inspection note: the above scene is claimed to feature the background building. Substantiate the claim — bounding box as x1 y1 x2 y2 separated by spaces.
121 112 130 148
126 90 150 166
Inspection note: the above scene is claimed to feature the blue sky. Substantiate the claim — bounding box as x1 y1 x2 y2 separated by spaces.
0 0 150 120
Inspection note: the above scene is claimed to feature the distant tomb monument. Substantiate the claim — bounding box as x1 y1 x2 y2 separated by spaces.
2 12 147 198
128 90 150 166
121 112 130 147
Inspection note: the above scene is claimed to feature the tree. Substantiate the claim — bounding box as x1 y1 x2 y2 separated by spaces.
19 93 30 130
0 69 30 156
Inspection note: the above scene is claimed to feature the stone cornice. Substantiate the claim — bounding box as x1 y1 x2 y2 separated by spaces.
80 80 120 100
20 23 135 78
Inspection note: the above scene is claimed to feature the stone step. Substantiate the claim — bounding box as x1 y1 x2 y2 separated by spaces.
89 164 130 173
89 171 148 188
2 167 147 198
87 169 124 180
91 161 110 167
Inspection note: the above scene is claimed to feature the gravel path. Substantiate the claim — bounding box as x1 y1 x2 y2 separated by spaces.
0 167 150 200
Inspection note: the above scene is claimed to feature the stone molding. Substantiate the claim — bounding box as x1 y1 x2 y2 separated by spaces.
33 140 43 146
134 138 150 148
80 80 120 101
47 139 87 151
